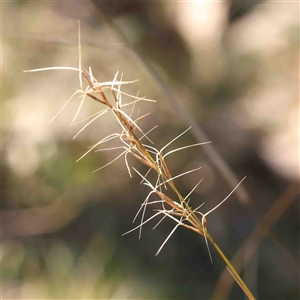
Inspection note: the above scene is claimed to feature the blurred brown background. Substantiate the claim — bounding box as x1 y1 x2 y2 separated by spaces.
2 1 299 299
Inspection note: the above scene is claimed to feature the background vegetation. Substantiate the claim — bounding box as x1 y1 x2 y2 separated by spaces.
2 1 299 299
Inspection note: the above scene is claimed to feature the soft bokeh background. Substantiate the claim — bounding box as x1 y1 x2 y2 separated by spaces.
2 1 299 299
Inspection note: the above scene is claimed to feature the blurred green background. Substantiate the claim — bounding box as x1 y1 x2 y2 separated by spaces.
2 1 299 299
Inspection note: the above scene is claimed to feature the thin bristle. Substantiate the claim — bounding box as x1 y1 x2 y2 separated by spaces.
92 149 128 173
24 66 79 73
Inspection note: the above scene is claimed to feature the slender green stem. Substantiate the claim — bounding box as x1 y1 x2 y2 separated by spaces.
205 230 256 300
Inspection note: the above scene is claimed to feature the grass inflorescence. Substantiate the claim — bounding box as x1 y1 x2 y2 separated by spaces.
24 22 255 300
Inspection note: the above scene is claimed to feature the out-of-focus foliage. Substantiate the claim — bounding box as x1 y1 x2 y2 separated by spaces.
2 1 299 299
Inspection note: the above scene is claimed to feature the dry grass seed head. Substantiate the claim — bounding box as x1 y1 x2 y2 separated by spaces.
24 23 246 264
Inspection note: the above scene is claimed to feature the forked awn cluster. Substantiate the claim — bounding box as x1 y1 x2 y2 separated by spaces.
24 23 255 299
